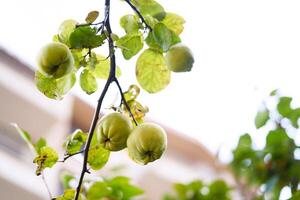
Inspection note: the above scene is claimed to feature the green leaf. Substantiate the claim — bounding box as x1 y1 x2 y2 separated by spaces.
34 138 47 155
270 89 278 96
131 0 166 20
93 55 121 79
87 182 111 200
123 85 141 102
71 49 87 69
35 71 76 100
60 171 76 189
122 100 148 122
277 96 293 117
107 176 144 200
207 180 231 200
255 109 269 129
120 14 140 34
144 15 159 29
58 19 78 46
136 49 171 93
56 189 84 200
145 33 162 52
88 52 98 70
266 128 295 159
12 123 35 152
33 146 58 176
64 129 87 155
290 191 300 200
80 69 98 94
161 13 185 35
288 108 300 128
69 26 105 49
152 23 181 52
87 145 110 170
85 11 99 24
116 33 144 60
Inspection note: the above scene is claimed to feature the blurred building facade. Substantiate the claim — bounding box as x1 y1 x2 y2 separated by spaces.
0 47 236 200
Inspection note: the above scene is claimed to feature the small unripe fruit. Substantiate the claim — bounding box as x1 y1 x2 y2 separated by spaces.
37 42 74 79
94 112 133 151
165 44 194 72
127 123 167 165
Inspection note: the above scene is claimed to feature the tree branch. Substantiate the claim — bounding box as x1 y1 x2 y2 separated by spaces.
114 78 138 126
123 0 152 31
74 0 116 199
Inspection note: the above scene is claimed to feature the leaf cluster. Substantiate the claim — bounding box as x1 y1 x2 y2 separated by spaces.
232 92 300 199
163 180 231 200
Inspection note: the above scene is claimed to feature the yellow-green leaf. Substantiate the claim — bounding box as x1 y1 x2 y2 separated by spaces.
93 55 121 79
80 69 98 95
116 33 144 60
162 13 185 35
87 145 110 170
33 146 58 176
136 49 171 93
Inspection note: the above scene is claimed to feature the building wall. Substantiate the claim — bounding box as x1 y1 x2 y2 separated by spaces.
0 48 238 199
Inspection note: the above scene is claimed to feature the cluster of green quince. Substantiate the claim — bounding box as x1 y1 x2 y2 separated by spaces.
95 112 167 165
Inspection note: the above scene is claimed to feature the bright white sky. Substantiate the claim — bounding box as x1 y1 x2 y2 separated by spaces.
1 0 300 162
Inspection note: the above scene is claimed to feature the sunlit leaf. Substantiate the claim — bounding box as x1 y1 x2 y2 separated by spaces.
56 189 84 200
120 14 140 34
34 138 47 155
144 15 159 29
123 85 140 102
136 49 171 93
87 145 110 170
35 71 76 100
33 146 58 176
93 55 121 79
64 129 87 155
162 13 185 35
116 33 144 60
80 69 98 94
131 0 166 20
12 123 35 152
58 19 78 46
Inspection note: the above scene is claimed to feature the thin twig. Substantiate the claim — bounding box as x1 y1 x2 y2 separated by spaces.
114 78 138 126
76 21 104 28
41 172 53 200
57 150 85 163
123 0 152 31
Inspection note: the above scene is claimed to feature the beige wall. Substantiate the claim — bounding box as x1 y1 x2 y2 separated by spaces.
0 48 237 199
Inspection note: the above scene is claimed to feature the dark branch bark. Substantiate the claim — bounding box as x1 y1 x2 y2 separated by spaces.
74 1 114 199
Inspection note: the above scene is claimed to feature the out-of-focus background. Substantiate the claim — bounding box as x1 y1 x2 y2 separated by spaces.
0 0 300 199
